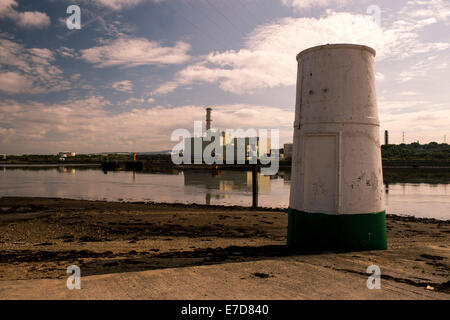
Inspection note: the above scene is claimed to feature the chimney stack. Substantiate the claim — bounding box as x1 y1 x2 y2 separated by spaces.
206 108 212 131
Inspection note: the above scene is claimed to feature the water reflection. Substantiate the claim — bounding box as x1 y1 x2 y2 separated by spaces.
57 167 76 174
184 170 271 191
0 165 449 220
183 170 272 205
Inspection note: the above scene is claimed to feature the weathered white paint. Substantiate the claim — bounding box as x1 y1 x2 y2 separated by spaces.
289 44 384 215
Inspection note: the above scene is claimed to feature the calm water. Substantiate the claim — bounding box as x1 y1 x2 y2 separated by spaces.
0 166 449 220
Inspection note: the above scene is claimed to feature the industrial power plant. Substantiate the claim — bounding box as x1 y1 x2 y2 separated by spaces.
183 108 273 164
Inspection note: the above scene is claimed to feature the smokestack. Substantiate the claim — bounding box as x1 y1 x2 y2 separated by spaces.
206 107 212 131
384 130 389 145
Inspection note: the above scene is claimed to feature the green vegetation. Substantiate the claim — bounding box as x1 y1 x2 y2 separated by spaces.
382 142 450 161
2 154 62 163
381 142 450 167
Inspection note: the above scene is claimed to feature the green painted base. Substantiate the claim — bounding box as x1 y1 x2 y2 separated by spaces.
287 208 387 251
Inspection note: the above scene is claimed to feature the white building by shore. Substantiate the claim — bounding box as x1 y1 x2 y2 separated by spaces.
58 151 76 160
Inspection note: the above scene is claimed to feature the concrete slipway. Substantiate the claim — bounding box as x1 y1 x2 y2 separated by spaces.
1 252 448 300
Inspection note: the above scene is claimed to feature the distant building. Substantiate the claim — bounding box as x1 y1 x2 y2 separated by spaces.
58 151 76 160
283 143 293 160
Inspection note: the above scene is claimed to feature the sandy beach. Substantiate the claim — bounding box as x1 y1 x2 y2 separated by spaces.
0 197 448 299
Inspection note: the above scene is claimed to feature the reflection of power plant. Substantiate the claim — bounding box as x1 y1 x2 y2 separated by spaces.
184 170 271 205
57 167 76 174
184 170 270 191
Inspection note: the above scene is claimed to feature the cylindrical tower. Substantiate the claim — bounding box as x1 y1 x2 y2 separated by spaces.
287 44 387 251
206 107 212 131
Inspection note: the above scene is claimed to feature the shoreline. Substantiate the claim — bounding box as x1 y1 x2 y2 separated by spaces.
1 161 450 169
1 196 449 222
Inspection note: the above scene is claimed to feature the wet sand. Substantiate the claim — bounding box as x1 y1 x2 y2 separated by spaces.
0 197 449 299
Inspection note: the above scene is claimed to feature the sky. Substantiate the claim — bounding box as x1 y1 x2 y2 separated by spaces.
0 0 449 154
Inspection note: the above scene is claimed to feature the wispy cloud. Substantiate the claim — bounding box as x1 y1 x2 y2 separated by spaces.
80 37 191 68
398 91 418 96
0 0 50 28
375 72 385 81
399 0 450 23
151 81 180 96
0 36 69 94
94 0 163 11
397 55 450 82
379 99 450 143
0 71 35 94
123 97 145 105
281 0 349 11
156 6 449 95
0 98 293 153
111 80 134 92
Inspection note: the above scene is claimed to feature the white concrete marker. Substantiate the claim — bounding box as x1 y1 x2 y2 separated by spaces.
287 44 387 251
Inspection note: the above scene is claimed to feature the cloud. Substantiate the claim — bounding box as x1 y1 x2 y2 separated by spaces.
399 0 450 24
397 55 450 82
13 11 50 28
0 96 110 150
281 0 349 11
1 95 447 153
0 71 35 94
375 72 385 81
161 12 394 94
399 91 418 96
159 8 449 95
28 48 54 60
80 37 191 68
0 36 69 94
111 80 134 92
0 0 50 28
379 98 450 143
0 0 15 15
0 99 293 153
121 96 156 106
123 97 145 105
151 81 180 96
57 46 77 58
95 0 163 11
